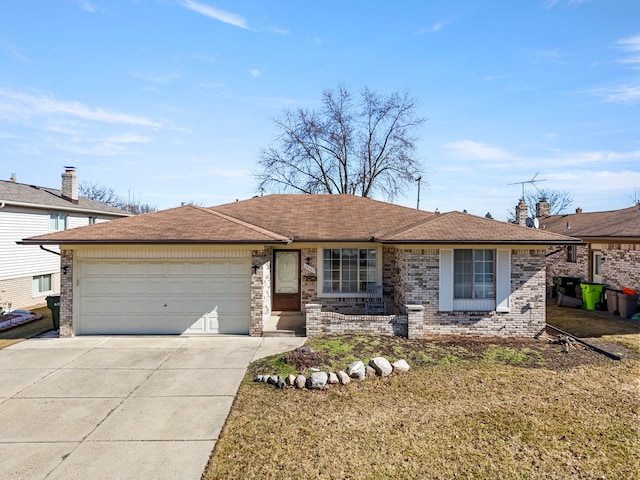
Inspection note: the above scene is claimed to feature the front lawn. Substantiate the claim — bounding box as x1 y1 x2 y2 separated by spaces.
0 307 53 349
203 307 640 480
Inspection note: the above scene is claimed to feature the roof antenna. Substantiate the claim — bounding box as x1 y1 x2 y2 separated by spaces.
508 172 547 201
415 176 422 210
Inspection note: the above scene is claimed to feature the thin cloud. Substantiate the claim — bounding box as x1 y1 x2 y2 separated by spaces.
199 81 226 89
266 25 289 35
103 133 153 144
523 47 570 65
77 1 97 13
544 0 589 9
443 140 513 162
586 85 640 105
129 72 182 84
179 0 249 30
2 44 34 63
0 87 163 127
250 69 262 78
416 22 445 35
617 33 640 67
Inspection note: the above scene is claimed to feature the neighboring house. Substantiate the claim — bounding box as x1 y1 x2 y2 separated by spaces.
538 203 640 294
22 194 580 339
1 168 130 311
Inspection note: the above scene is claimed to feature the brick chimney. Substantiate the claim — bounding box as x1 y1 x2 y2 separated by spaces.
61 166 78 204
535 197 550 218
9 173 16 182
575 207 582 214
515 199 528 226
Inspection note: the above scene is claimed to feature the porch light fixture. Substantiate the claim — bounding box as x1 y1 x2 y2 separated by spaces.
305 257 312 265
252 264 259 274
62 265 70 275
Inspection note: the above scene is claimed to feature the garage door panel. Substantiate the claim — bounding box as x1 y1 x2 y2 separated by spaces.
78 260 251 335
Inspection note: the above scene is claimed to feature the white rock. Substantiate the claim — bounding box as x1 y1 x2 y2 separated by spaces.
294 375 307 389
336 370 351 385
307 371 328 389
392 359 410 373
327 372 339 384
369 357 393 377
346 361 365 379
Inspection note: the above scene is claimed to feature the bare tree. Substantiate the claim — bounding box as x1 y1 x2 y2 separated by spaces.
506 188 573 221
526 188 573 215
255 84 426 201
629 188 640 206
79 181 157 215
79 181 121 206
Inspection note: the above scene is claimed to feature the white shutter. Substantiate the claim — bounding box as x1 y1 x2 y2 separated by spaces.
496 249 511 313
439 249 454 311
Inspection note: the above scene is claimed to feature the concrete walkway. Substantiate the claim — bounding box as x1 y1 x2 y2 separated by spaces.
0 335 306 480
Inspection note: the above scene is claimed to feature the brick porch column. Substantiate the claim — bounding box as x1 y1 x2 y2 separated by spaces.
305 304 322 337
406 304 424 339
59 250 74 338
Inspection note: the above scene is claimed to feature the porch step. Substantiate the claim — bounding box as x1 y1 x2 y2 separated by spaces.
262 312 306 337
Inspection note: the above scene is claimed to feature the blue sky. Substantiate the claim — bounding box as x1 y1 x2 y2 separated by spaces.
1 0 638 220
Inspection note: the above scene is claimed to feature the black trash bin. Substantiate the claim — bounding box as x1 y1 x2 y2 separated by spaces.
553 276 582 298
46 295 60 330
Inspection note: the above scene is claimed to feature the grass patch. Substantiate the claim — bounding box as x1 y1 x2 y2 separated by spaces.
0 307 53 349
481 345 545 366
204 306 640 480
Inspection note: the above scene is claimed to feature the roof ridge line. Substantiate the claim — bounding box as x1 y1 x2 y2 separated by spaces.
191 205 289 241
379 211 441 240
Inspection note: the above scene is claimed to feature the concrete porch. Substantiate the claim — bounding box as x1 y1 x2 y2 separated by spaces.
262 312 306 337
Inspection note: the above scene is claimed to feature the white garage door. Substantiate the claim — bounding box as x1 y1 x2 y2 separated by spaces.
77 260 251 335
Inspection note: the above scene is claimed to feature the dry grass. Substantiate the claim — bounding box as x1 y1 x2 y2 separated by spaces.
547 303 640 355
0 307 53 349
204 306 640 480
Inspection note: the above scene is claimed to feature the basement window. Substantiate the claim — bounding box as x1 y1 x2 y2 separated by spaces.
32 274 52 295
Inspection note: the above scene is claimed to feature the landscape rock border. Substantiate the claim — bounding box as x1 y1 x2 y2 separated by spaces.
254 348 410 391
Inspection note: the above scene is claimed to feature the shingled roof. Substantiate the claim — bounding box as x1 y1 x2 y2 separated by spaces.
539 206 640 241
0 179 129 216
23 205 290 245
22 194 581 245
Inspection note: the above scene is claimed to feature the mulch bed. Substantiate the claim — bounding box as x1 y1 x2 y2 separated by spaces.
0 312 44 333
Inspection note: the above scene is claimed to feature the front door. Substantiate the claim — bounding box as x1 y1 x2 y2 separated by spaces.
592 250 603 283
273 250 301 311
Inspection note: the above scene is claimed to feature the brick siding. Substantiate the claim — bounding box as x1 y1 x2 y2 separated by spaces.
59 250 74 337
302 247 548 339
546 242 640 293
250 248 272 336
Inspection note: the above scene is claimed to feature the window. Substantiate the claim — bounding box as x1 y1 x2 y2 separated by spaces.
454 249 494 299
49 213 68 231
322 248 377 294
32 274 52 295
440 249 510 313
567 245 577 263
88 216 96 225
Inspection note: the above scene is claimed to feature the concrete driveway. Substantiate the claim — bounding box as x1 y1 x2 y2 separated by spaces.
0 335 305 480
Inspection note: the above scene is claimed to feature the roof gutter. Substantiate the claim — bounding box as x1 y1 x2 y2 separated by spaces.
1 199 131 217
18 239 291 246
39 245 61 256
380 239 586 246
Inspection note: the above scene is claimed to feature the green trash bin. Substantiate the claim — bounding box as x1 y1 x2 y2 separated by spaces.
580 283 605 311
46 295 60 330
